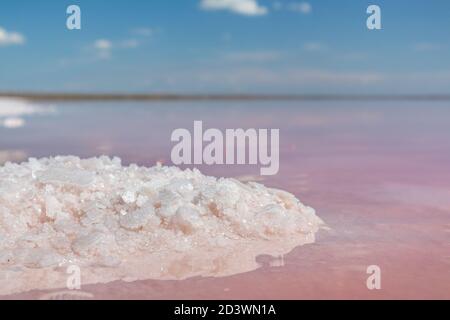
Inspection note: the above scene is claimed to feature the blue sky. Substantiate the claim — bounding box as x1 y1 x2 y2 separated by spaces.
0 0 450 94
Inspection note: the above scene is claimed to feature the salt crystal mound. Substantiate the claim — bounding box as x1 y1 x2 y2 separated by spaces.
0 156 323 295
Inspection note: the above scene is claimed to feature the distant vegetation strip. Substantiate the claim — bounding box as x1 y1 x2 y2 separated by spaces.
1 92 450 101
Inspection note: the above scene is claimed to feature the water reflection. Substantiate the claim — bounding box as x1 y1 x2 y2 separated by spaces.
0 150 27 164
1 99 449 299
0 98 55 129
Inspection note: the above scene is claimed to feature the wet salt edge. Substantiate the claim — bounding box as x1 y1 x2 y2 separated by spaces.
0 156 323 295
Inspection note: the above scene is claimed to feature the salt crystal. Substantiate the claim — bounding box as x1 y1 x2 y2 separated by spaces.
45 195 62 220
136 194 149 207
38 168 95 187
119 206 155 231
170 206 203 234
121 191 136 204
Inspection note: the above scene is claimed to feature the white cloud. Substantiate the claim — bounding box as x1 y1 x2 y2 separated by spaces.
303 42 326 52
153 67 384 89
272 2 312 14
288 2 312 14
200 0 268 16
70 38 141 63
272 1 283 11
120 39 140 48
94 38 142 51
224 51 281 62
287 70 383 84
0 27 25 46
413 43 442 52
132 28 155 37
94 39 113 50
93 39 113 59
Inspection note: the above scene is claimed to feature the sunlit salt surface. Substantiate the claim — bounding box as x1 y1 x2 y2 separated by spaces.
0 156 322 295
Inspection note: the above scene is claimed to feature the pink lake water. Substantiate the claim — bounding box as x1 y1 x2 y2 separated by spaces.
0 99 449 299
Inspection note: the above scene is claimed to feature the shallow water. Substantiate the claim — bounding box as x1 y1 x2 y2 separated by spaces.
1 99 449 299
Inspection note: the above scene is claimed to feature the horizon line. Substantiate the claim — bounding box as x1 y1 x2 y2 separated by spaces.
1 92 450 102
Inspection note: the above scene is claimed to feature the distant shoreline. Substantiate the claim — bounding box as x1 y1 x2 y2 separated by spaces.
1 92 450 102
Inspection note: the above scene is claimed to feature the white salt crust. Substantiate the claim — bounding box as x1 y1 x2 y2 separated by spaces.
0 156 323 295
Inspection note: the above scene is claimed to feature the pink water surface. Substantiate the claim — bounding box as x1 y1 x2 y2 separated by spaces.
1 100 449 299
